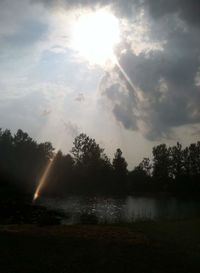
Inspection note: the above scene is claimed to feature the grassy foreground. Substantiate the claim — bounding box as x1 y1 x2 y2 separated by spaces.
0 219 200 273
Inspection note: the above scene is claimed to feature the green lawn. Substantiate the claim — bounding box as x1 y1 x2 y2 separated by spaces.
0 219 200 273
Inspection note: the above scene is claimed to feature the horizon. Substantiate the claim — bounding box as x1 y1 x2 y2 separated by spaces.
1 126 199 171
0 0 200 169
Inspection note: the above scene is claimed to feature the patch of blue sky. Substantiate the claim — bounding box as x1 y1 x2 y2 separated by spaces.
3 19 48 47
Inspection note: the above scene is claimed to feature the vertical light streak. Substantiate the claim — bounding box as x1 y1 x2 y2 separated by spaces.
33 153 56 202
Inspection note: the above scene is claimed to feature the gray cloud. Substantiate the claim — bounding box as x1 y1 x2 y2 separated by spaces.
192 128 200 137
41 109 52 116
75 93 85 102
63 121 80 138
33 0 200 26
144 0 200 27
32 0 141 18
99 1 200 140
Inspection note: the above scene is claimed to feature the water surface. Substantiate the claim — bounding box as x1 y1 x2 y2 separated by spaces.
41 196 200 224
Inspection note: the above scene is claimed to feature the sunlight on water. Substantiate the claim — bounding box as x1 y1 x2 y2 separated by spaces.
40 196 200 225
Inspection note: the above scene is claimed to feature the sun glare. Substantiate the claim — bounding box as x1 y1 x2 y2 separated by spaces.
71 9 120 66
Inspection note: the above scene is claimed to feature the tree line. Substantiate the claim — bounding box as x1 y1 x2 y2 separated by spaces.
0 128 200 201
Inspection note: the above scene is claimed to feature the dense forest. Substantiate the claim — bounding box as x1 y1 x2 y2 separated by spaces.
0 128 200 202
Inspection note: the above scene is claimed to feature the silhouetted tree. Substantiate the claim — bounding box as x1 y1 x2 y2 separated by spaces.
44 151 75 197
152 144 171 191
169 143 184 179
138 157 152 177
112 148 128 193
188 142 200 177
0 127 200 201
128 158 152 193
0 128 54 201
71 133 104 165
113 149 127 176
71 133 111 194
182 142 200 192
0 129 13 175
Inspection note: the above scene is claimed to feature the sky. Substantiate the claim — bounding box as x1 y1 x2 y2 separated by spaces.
0 0 200 169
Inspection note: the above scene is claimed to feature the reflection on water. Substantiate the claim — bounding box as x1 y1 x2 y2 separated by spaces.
41 196 200 224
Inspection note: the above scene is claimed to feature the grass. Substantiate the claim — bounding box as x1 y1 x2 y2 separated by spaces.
0 219 200 273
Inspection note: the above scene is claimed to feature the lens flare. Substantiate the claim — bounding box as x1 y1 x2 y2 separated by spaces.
33 154 56 202
114 57 137 95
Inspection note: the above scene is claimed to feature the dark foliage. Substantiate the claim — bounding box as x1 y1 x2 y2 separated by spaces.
0 128 200 212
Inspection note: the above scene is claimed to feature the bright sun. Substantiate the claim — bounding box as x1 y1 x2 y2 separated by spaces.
71 9 120 66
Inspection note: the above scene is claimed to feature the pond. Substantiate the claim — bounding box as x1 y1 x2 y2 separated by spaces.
40 196 200 224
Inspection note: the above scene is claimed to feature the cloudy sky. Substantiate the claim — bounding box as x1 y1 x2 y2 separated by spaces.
0 0 200 168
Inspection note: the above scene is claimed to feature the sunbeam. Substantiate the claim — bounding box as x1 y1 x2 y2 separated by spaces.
33 153 56 202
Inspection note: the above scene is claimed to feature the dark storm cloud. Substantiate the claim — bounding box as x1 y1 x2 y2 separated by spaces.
102 30 200 139
99 1 200 140
145 0 200 27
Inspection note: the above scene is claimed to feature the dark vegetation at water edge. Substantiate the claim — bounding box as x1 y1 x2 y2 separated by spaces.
0 128 200 202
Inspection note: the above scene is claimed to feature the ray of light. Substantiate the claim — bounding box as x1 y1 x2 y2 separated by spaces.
114 57 138 97
33 153 57 202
